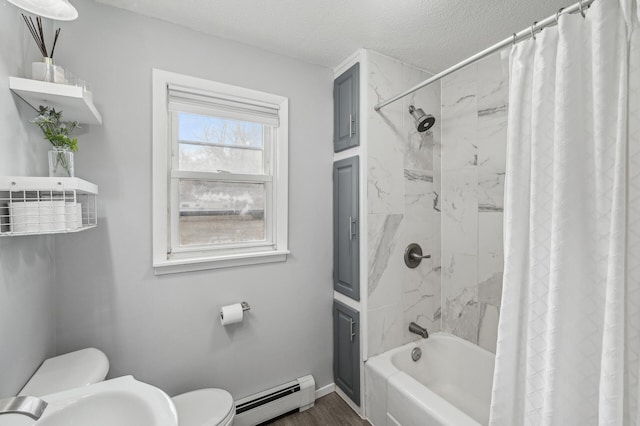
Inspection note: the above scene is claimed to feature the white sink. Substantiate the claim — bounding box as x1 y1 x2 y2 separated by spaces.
0 376 178 426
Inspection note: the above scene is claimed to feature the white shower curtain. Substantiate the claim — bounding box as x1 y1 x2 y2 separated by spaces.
489 0 640 424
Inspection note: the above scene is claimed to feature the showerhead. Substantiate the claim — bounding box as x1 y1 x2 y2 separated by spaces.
408 105 435 133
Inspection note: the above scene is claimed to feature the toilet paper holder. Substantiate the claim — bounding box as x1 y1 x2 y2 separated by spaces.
219 302 251 326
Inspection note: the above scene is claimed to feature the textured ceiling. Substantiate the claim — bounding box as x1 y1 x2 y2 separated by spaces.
94 0 569 72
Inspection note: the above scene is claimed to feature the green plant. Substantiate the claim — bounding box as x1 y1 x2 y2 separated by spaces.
32 106 79 176
31 105 79 151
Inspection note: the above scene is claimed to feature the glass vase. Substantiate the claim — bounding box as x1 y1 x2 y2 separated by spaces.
32 57 65 83
48 147 74 177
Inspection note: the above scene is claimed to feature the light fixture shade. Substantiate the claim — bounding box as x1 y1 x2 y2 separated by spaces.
7 0 78 21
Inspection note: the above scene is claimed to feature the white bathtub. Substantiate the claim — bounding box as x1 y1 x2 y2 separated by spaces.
365 333 495 426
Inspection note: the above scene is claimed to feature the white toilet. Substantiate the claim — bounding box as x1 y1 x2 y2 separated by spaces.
19 348 235 426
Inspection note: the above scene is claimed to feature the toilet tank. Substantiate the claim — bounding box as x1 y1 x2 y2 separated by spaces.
18 348 109 397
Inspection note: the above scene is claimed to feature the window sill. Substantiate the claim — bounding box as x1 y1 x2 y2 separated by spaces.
153 249 289 275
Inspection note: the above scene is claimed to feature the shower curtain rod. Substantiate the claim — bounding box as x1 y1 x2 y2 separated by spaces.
373 0 596 111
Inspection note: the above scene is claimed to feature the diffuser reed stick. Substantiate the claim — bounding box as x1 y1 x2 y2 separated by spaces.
50 28 61 58
36 15 47 57
22 14 45 57
21 14 61 59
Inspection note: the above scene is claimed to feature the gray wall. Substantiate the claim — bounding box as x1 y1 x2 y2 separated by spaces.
51 0 334 398
0 2 56 397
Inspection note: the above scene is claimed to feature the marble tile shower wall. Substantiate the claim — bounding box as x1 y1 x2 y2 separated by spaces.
366 51 442 358
440 52 508 353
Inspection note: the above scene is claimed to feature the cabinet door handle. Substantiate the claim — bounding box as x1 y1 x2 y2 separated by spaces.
350 318 356 342
349 114 355 137
349 216 357 241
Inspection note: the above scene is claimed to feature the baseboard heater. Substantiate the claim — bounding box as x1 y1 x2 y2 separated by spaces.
233 375 315 426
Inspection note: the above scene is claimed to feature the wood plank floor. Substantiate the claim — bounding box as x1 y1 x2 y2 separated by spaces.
264 392 371 426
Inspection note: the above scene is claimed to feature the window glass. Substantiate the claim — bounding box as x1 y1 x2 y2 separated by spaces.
178 180 266 246
177 112 264 174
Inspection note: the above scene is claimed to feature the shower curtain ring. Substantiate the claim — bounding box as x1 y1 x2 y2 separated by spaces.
578 0 586 17
556 7 564 24
513 33 517 45
530 21 537 40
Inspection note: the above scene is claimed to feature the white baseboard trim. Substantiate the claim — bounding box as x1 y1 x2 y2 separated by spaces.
315 383 335 400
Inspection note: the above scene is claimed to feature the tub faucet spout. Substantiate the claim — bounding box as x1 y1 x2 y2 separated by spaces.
0 396 48 420
409 322 429 339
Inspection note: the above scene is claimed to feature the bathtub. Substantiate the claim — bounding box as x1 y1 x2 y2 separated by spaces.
365 333 495 426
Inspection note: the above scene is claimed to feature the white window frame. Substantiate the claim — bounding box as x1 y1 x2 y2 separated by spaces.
152 69 289 274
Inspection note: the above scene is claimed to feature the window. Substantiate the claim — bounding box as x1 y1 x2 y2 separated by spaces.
152 70 289 274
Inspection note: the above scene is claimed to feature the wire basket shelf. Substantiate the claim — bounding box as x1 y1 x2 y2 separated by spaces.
0 177 98 236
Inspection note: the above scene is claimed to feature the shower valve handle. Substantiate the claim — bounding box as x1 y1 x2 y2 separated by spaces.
410 253 431 260
404 243 430 268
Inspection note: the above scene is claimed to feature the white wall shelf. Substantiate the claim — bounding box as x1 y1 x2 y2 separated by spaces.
0 176 98 237
9 77 102 125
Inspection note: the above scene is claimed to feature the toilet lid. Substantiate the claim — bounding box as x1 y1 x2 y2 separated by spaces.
19 348 109 397
172 388 235 426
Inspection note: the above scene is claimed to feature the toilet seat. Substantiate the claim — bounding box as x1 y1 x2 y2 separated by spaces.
172 388 235 426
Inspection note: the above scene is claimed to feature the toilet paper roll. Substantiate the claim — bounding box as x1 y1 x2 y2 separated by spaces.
40 200 66 232
220 303 244 326
10 201 40 233
65 202 83 230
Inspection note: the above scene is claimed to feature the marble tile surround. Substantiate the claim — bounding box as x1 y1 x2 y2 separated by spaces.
366 51 442 357
440 52 508 352
364 50 507 358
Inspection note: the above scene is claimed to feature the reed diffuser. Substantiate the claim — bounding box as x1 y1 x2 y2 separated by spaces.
22 14 64 83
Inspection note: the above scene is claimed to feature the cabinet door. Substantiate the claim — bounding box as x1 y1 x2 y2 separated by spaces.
333 157 359 301
333 300 360 406
334 63 360 152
